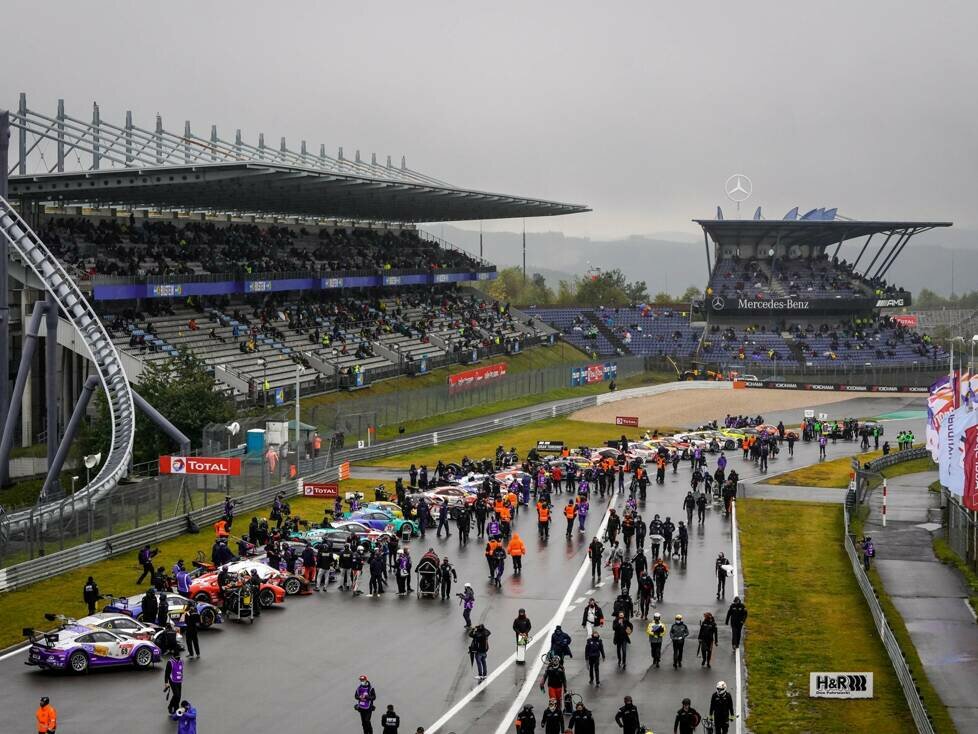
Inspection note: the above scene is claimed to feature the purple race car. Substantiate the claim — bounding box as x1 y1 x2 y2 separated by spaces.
24 623 161 674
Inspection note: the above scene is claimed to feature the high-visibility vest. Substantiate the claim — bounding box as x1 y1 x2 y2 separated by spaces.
564 505 576 520
537 505 549 522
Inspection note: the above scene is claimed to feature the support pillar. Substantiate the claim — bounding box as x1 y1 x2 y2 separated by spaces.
0 300 47 485
0 110 10 437
39 375 97 501
46 291 59 494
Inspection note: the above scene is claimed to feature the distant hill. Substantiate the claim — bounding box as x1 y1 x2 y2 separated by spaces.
438 224 978 299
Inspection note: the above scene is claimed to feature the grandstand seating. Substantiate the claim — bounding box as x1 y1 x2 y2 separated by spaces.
699 324 792 364
792 318 946 367
708 254 871 301
38 218 484 281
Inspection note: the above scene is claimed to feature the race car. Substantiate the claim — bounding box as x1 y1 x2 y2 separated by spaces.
328 520 397 548
191 559 309 596
74 613 182 648
405 486 479 511
345 509 419 537
24 623 161 674
102 592 222 629
365 500 404 519
189 572 286 609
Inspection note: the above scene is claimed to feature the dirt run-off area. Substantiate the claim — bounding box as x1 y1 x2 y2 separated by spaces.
571 388 909 428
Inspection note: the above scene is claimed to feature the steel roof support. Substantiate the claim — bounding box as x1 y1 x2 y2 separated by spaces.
871 229 910 280
862 230 895 278
850 233 873 271
0 110 9 432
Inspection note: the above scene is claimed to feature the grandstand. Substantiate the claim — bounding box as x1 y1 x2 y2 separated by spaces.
534 210 952 373
0 93 586 515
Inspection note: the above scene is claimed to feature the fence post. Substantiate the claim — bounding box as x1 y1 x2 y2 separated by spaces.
135 494 140 529
58 502 64 552
158 481 164 521
107 498 113 536
87 493 93 543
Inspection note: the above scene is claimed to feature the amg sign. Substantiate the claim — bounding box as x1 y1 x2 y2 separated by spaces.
809 672 874 699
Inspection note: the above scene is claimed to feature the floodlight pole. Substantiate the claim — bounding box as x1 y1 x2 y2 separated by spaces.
522 220 526 283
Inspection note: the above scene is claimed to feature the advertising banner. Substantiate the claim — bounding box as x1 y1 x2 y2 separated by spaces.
302 482 339 498
586 363 604 384
536 441 565 452
160 456 242 476
809 672 873 699
616 416 639 427
706 293 911 314
742 380 930 394
448 362 508 391
962 419 978 510
893 314 919 328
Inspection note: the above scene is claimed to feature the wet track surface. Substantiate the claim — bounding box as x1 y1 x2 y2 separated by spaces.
0 395 924 733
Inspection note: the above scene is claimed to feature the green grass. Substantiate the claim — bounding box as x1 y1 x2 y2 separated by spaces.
374 370 670 440
0 472 74 511
739 499 917 733
359 416 677 470
932 537 978 618
928 480 943 494
9 444 48 459
301 342 593 414
762 446 934 489
0 478 383 652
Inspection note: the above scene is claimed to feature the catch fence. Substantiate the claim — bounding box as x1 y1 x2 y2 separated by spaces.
943 490 978 574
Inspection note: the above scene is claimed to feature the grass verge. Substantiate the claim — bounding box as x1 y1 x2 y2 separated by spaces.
762 446 935 489
374 370 671 440
358 416 677 470
0 478 382 652
738 499 916 733
932 537 978 619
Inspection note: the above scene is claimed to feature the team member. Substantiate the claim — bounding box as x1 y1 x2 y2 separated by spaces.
514 703 536 733
82 576 100 615
567 701 595 734
184 605 201 659
588 537 604 583
673 698 702 734
698 612 718 667
381 704 401 734
652 557 669 602
355 675 377 734
513 608 532 641
564 500 576 539
540 699 564 734
715 552 729 599
170 700 197 734
540 665 567 706
35 697 57 734
670 614 689 668
457 583 475 628
439 557 458 600
164 649 185 715
536 500 551 540
584 631 605 686
549 625 573 663
315 545 333 592
612 611 633 669
507 532 526 575
581 598 604 637
646 611 666 667
468 623 492 680
614 696 641 734
710 681 735 734
725 596 748 650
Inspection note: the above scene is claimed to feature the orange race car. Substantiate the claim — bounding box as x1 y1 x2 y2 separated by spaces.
189 572 286 609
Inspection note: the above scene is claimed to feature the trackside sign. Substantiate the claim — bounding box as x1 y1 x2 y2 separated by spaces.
160 456 242 476
809 672 874 698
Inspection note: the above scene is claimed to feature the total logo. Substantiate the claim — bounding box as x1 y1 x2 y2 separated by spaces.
161 455 241 476
170 457 187 474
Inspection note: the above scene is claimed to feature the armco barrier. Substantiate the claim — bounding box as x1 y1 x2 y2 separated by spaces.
0 465 340 593
0 380 730 592
844 505 936 734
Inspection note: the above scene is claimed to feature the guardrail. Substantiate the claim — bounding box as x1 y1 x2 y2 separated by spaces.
843 505 936 734
0 463 340 593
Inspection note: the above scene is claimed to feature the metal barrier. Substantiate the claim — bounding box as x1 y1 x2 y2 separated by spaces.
943 489 978 573
0 463 340 593
843 506 936 734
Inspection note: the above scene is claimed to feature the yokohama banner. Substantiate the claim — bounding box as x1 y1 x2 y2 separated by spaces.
160 456 242 476
448 362 508 391
742 380 928 394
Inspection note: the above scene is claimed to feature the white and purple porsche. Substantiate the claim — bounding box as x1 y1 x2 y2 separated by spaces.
24 623 161 674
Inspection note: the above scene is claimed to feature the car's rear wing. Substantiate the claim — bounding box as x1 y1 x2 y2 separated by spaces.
22 627 58 647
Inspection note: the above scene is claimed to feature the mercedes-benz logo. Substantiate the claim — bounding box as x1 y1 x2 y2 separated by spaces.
711 296 725 310
724 174 753 203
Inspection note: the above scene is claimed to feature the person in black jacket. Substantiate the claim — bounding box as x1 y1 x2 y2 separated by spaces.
709 681 735 734
141 588 158 625
184 606 201 658
581 598 604 637
698 612 718 667
612 612 633 669
673 698 701 734
156 592 169 627
438 557 457 600
514 703 536 733
380 704 400 734
584 631 605 685
614 696 641 734
83 576 100 615
588 537 604 583
567 702 595 734
725 596 748 650
540 698 564 734
513 609 532 639
468 623 491 679
137 544 158 585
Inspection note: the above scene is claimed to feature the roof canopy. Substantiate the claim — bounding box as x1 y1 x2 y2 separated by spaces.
9 162 589 223
694 219 951 251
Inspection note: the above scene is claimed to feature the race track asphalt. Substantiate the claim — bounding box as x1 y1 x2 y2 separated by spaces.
0 395 925 734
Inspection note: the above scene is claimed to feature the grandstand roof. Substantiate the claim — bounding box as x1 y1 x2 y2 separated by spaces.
8 162 589 223
694 219 952 250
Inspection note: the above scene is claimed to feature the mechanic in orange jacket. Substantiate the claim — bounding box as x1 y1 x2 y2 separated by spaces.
536 501 550 540
564 500 577 539
507 533 526 575
36 697 56 734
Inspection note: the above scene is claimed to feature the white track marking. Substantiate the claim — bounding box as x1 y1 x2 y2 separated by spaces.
0 644 29 662
566 606 576 613
490 499 620 734
732 499 744 734
574 596 586 604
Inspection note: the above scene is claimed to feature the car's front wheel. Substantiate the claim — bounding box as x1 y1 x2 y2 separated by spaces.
133 646 154 669
199 608 216 628
68 650 89 674
194 592 211 603
259 588 275 608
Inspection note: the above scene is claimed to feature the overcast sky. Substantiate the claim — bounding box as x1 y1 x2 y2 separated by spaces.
2 0 976 240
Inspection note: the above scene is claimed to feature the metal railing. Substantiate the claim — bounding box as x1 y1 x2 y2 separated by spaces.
843 505 936 734
943 489 977 573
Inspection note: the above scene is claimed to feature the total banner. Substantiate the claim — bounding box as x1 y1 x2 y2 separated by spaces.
160 456 242 476
448 362 508 391
302 482 339 498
